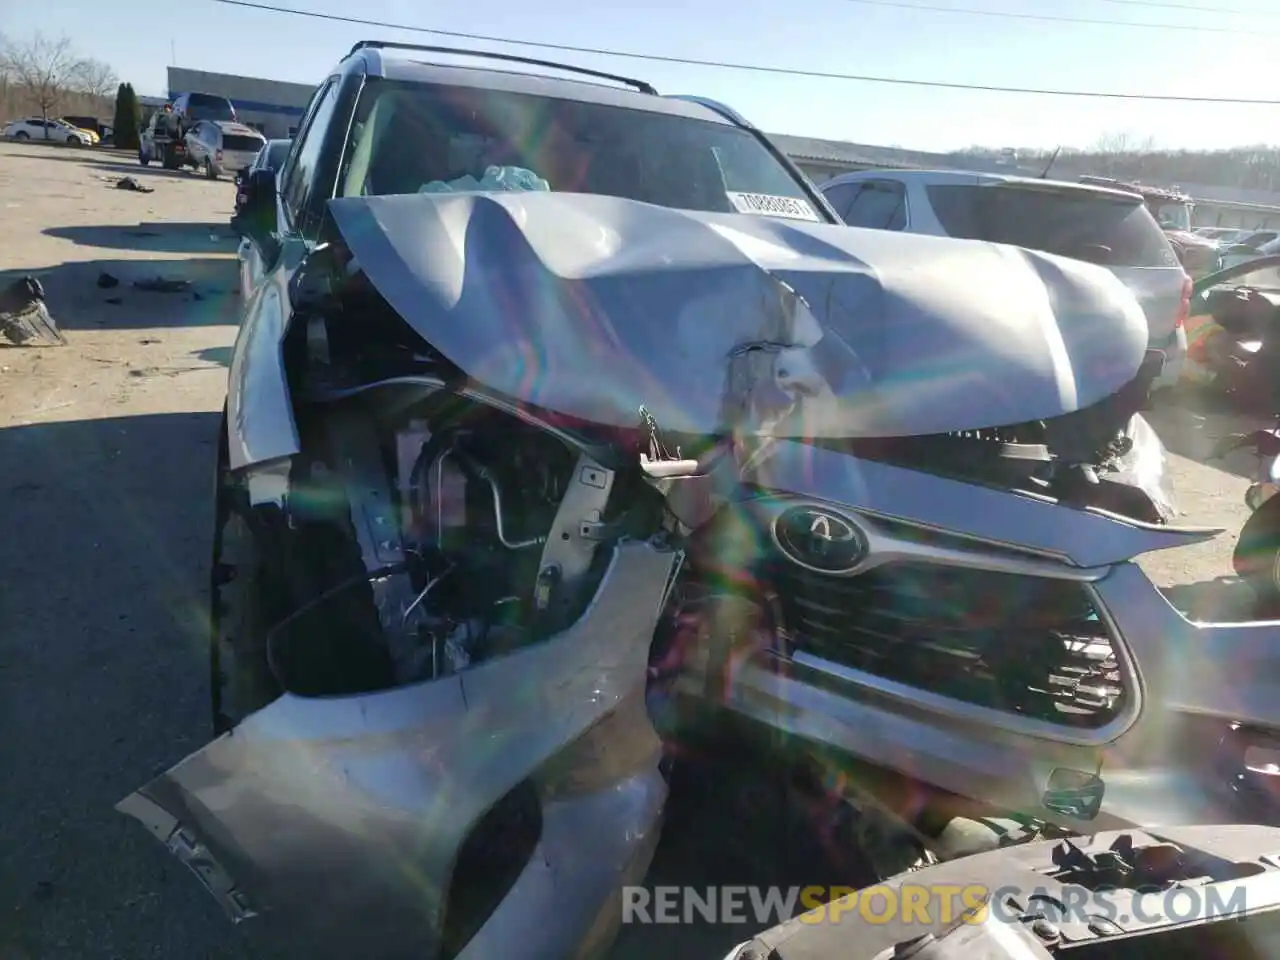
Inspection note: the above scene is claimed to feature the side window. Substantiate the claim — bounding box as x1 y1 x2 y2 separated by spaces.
821 182 862 223
844 180 907 231
280 78 340 232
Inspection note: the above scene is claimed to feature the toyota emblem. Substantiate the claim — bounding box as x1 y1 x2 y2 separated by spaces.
774 506 867 573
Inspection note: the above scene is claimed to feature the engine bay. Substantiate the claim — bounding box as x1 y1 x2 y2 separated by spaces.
268 387 669 696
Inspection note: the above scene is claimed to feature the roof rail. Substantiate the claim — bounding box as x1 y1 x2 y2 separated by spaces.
346 40 658 95
664 95 751 128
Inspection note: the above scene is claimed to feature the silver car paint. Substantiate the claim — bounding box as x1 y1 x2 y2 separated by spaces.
226 216 307 472
226 191 1152 474
118 539 677 959
323 191 1148 441
176 190 1280 956
669 438 1280 833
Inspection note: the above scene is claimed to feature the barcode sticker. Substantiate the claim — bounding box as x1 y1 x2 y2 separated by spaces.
727 192 822 222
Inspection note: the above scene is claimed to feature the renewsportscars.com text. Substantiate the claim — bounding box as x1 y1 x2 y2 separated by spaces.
621 883 1248 927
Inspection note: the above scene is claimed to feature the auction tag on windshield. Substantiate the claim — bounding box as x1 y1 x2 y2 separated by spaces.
727 192 822 222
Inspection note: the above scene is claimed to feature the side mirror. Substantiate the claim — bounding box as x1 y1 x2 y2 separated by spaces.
241 168 278 242
1043 767 1105 821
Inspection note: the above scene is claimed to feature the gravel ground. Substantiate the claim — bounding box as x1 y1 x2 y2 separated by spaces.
0 139 1264 960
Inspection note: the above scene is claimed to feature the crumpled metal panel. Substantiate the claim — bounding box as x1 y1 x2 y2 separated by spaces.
117 540 677 960
0 276 65 346
739 438 1218 569
324 191 1149 439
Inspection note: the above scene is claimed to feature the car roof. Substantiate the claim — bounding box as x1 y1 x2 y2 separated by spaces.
345 46 739 126
822 167 1145 202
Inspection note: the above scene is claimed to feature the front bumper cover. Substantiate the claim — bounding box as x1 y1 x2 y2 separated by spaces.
118 540 678 960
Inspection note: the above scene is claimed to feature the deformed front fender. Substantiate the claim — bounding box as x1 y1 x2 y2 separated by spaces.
117 540 678 960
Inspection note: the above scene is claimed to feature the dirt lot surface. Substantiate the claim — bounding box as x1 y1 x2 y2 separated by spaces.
0 140 1265 959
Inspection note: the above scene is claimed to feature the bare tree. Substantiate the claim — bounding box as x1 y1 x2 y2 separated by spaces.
69 57 117 101
0 32 90 136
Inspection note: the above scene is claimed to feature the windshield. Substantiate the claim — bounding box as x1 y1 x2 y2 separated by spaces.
184 94 237 123
223 133 264 153
927 183 1179 268
1151 199 1193 232
265 140 292 168
338 79 824 221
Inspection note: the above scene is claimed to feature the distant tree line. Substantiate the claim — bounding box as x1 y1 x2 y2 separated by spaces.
959 132 1280 193
0 31 118 127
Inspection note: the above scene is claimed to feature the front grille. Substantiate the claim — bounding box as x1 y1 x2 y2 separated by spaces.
772 560 1124 727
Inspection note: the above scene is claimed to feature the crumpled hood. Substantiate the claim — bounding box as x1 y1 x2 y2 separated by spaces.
325 192 1149 438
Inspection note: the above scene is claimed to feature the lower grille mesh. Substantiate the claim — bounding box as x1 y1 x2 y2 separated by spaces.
772 561 1124 727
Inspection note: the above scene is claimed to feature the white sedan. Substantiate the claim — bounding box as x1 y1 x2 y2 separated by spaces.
3 117 93 145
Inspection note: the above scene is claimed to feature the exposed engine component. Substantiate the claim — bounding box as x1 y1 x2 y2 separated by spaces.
824 351 1171 525
393 405 587 680
266 390 672 693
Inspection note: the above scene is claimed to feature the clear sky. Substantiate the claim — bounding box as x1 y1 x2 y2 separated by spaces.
5 0 1280 152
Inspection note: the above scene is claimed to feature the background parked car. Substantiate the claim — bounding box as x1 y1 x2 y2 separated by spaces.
819 169 1191 387
183 120 266 180
233 137 291 219
1218 230 1280 271
3 117 94 145
61 115 106 143
1197 226 1251 244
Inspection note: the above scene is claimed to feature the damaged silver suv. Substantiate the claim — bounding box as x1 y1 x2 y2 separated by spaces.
117 39 1280 960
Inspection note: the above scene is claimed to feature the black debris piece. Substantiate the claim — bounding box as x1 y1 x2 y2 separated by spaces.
97 272 119 289
132 277 191 294
0 276 66 347
115 176 154 193
105 297 123 305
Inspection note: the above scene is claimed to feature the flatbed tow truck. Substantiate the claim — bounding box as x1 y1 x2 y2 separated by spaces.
138 93 238 172
139 109 193 170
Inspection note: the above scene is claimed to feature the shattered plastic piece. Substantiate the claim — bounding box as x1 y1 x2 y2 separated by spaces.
0 276 65 347
133 277 191 294
97 272 119 289
419 165 550 195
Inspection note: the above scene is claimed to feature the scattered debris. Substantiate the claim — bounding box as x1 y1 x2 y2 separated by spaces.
138 337 160 345
192 291 204 301
104 297 122 305
129 365 205 378
97 272 119 289
132 277 191 294
115 177 154 194
0 276 65 347
125 230 162 238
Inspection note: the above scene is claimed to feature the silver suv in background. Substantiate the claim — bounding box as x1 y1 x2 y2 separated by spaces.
819 170 1191 388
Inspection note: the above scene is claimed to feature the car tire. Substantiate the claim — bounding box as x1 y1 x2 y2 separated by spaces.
210 485 284 734
13 131 29 141
205 159 218 180
1233 493 1280 614
209 427 394 733
138 149 149 166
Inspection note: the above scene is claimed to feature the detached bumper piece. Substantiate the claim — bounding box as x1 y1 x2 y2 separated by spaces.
118 540 677 960
0 276 65 346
